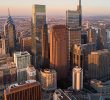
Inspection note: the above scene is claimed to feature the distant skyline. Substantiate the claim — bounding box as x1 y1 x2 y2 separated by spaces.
0 0 110 16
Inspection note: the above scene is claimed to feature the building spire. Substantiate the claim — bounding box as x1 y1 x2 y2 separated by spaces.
79 0 82 27
8 8 10 16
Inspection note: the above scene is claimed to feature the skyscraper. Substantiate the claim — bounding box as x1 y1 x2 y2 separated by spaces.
50 25 68 80
4 9 16 55
88 49 110 80
66 0 82 68
41 24 49 67
32 4 47 67
66 0 82 28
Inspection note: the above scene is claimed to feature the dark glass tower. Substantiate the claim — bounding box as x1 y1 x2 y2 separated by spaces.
32 5 47 67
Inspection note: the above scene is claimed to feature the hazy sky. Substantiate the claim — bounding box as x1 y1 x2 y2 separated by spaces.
0 0 110 16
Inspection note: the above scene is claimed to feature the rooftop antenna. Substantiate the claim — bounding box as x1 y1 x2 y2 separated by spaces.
78 0 82 27
8 8 10 16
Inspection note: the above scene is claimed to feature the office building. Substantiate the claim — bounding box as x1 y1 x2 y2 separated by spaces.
72 66 83 91
88 49 110 80
0 62 17 85
0 38 6 55
66 0 82 28
73 43 96 69
97 27 107 49
106 29 110 42
81 33 87 44
50 25 68 80
66 0 82 68
19 36 32 52
14 51 31 69
4 80 41 100
66 10 81 46
26 65 36 80
40 69 57 91
32 4 47 67
87 27 97 44
4 9 16 55
42 24 49 67
14 51 31 82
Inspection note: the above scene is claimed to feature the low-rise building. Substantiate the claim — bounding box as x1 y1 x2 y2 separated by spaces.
91 79 110 93
53 89 71 100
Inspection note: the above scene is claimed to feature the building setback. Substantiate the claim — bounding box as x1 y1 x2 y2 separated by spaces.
4 80 41 100
50 25 68 80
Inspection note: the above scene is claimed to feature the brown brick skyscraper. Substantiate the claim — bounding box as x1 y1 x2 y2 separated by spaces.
50 25 68 80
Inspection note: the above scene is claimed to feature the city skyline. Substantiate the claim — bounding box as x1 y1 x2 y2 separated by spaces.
0 0 110 16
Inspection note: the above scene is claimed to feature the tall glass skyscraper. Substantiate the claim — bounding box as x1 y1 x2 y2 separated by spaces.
32 5 47 67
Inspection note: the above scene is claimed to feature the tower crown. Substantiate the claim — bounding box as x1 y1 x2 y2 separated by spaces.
4 9 14 26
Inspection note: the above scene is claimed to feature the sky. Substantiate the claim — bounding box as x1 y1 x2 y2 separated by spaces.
0 0 110 16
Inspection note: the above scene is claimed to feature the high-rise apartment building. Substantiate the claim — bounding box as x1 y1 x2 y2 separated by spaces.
50 25 68 80
72 66 83 91
32 4 47 67
14 51 31 82
40 69 57 91
88 49 110 80
4 9 16 55
4 80 41 100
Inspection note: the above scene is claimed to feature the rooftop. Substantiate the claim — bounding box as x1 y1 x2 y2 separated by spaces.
54 89 71 100
27 65 36 72
91 49 109 55
14 51 30 57
5 80 40 94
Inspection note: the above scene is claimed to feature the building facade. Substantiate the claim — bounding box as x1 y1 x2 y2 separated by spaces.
4 80 41 100
32 4 47 67
26 65 36 80
14 51 31 82
88 49 110 80
66 0 82 68
50 25 68 80
41 24 49 67
0 62 17 85
40 69 57 91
